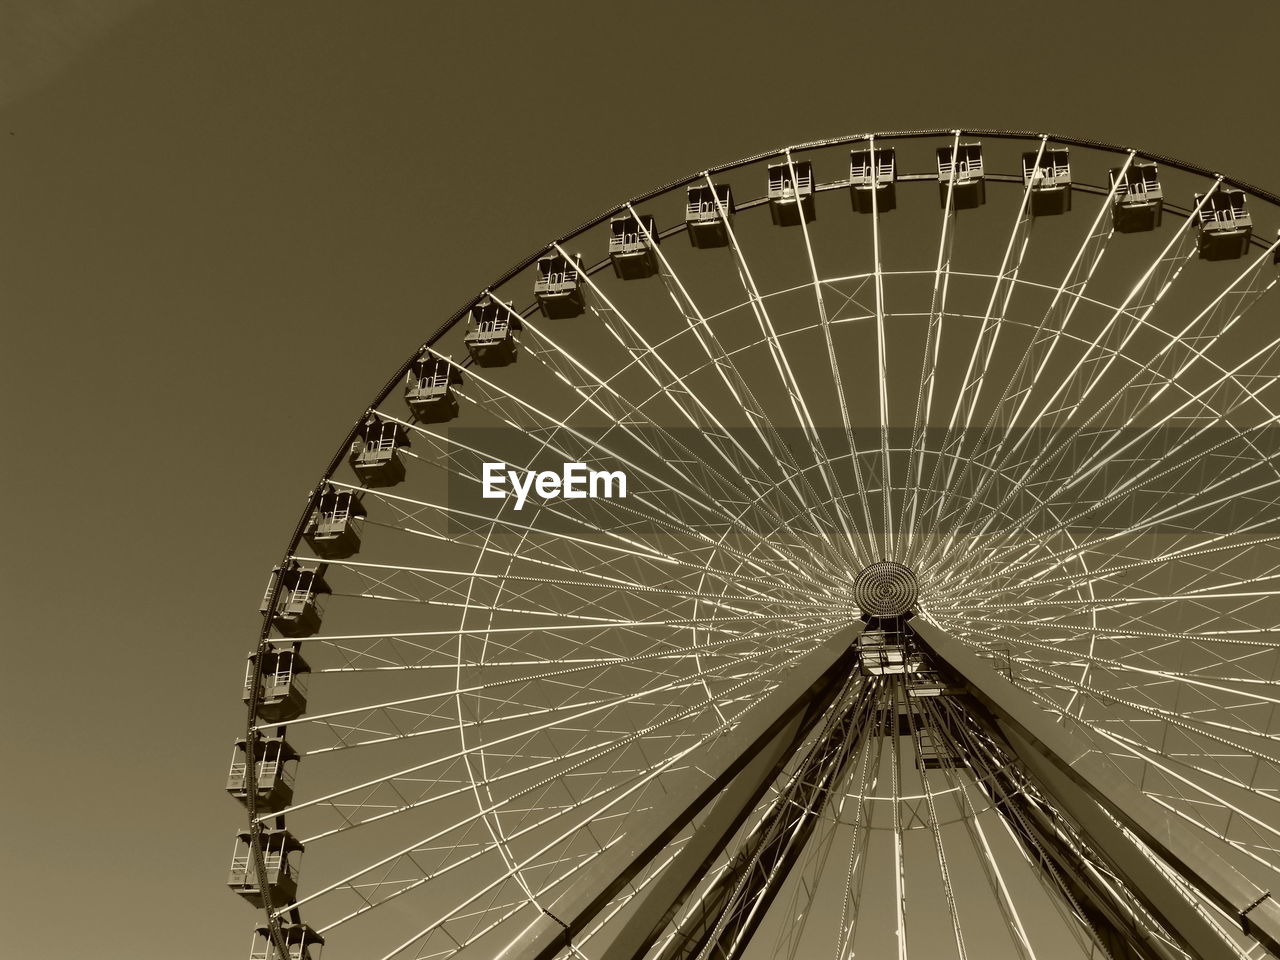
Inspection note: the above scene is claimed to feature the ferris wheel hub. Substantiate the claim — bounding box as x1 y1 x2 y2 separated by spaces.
853 561 919 618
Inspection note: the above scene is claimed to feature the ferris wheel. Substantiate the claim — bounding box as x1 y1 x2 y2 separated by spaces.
226 130 1280 960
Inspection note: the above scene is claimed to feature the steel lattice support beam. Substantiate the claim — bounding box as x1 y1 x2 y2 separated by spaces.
477 629 862 960
941 696 1187 960
912 619 1280 960
597 701 816 960
646 670 876 960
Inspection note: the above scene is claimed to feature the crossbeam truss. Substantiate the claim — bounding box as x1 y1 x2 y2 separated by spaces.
480 623 1280 960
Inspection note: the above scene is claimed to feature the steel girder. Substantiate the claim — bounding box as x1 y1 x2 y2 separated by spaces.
643 670 875 960
477 629 862 960
932 692 1188 960
913 619 1280 960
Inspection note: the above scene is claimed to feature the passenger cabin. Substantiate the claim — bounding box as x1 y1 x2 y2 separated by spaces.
250 921 325 960
767 159 816 226
228 828 304 908
937 142 985 209
226 734 299 812
349 413 408 487
303 484 365 559
244 646 311 723
1110 161 1163 232
464 295 521 367
685 183 735 248
404 351 462 423
1196 187 1252 261
1023 147 1072 216
608 213 660 279
260 561 330 638
849 146 896 213
534 253 586 318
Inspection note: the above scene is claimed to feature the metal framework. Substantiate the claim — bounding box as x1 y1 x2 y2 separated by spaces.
915 620 1280 960
441 617 1279 960
230 131 1280 960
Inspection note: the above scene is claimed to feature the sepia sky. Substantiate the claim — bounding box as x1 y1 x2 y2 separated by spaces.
3 2 1279 957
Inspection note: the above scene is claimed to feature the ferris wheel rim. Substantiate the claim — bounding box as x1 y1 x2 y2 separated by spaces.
237 128 1280 959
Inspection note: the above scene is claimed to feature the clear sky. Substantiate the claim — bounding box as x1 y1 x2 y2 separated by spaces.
3 2 1279 958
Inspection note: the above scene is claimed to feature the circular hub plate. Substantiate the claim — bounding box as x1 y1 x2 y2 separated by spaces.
853 561 919 618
